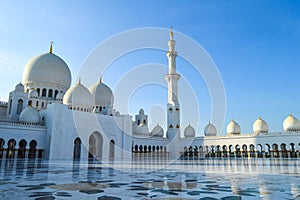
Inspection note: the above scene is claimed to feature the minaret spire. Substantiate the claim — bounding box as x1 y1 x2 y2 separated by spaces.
165 26 181 143
49 41 53 53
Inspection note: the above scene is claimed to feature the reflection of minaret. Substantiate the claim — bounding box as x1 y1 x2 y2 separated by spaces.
165 26 180 139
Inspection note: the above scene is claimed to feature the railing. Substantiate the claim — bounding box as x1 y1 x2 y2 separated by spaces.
0 120 46 129
0 101 7 105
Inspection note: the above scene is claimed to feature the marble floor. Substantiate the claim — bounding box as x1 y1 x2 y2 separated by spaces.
0 158 300 199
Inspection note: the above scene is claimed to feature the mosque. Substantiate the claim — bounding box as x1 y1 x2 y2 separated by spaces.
0 29 300 163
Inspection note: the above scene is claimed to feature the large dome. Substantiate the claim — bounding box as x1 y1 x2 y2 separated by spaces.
283 114 300 132
184 124 195 137
63 80 93 110
253 117 268 134
22 52 71 88
89 79 114 106
19 107 40 124
227 120 241 135
204 122 217 136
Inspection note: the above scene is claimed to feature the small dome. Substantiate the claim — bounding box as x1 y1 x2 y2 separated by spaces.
139 108 145 115
28 89 38 98
63 80 93 109
253 117 268 134
19 107 40 124
204 122 217 136
15 83 24 91
22 52 71 89
56 92 64 100
184 124 195 137
227 120 241 135
89 79 114 106
151 124 164 137
135 123 149 135
283 114 300 132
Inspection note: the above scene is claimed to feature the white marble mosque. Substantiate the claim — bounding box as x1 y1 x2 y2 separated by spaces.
0 29 300 163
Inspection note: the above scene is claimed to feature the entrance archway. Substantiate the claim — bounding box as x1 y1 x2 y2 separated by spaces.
109 140 115 160
73 138 81 160
88 132 103 161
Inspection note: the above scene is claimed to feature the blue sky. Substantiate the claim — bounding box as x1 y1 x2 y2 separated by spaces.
0 1 300 135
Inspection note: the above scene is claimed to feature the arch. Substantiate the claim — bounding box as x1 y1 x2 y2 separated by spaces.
144 145 147 153
6 139 16 159
272 143 279 158
290 143 297 158
36 101 39 107
139 145 143 152
152 145 155 152
28 100 32 106
256 144 263 158
143 119 146 125
134 145 138 152
235 144 241 157
0 138 5 159
148 145 151 152
41 102 45 108
249 144 255 158
188 146 193 157
109 140 115 160
222 145 228 157
73 137 81 160
88 132 103 161
156 146 159 151
17 139 27 159
37 88 40 96
265 144 271 158
54 90 58 98
42 88 47 97
229 145 234 157
242 144 248 157
281 143 288 158
28 140 37 159
17 99 23 114
48 89 53 97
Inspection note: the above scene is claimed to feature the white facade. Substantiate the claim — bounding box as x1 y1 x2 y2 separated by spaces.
0 29 300 163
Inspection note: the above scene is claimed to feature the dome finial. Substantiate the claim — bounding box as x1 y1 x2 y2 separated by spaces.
77 78 81 85
258 116 261 120
49 41 53 53
169 25 174 40
99 76 102 83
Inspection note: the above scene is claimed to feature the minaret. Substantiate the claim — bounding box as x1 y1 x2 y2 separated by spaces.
165 26 180 140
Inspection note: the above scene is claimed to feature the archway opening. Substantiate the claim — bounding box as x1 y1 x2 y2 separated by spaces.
17 139 27 159
109 140 115 160
88 132 103 161
6 139 16 159
73 138 81 160
28 140 37 159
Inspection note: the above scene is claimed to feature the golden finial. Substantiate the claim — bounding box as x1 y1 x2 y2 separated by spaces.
99 76 102 83
77 78 81 85
169 25 174 40
258 116 261 120
49 41 53 53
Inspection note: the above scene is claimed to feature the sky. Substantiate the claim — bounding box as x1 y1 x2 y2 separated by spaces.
0 1 300 135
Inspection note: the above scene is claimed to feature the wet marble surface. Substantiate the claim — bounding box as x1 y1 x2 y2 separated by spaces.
0 158 300 199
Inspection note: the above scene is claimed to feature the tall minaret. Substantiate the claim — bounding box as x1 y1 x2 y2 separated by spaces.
165 26 180 140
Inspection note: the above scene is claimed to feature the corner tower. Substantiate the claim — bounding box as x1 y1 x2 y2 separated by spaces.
165 27 180 139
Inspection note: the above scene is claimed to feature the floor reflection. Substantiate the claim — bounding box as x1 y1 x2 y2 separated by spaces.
0 158 299 199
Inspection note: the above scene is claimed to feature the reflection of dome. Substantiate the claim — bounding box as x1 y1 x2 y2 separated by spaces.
151 124 164 137
184 124 195 137
227 120 241 135
28 89 38 98
283 114 300 132
15 83 24 91
19 107 40 124
204 122 217 136
56 92 64 100
89 79 114 106
253 117 268 134
22 52 71 88
63 80 93 110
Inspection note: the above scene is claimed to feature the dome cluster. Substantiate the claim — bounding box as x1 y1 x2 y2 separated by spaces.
63 78 114 114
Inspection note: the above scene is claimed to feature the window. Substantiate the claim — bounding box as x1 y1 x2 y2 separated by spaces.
42 88 47 97
36 101 39 107
54 90 58 98
48 89 53 97
37 88 40 96
28 100 32 106
17 99 23 114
